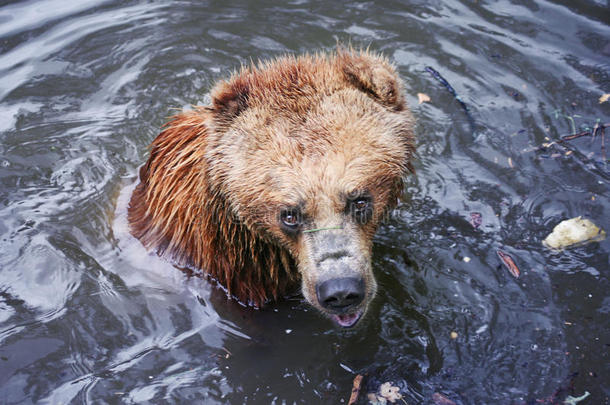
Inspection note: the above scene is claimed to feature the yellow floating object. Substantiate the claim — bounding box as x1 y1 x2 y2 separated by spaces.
543 217 606 249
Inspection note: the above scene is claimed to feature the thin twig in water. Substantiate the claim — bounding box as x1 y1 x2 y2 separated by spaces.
590 119 600 143
561 130 593 141
425 66 476 132
533 123 609 152
552 110 582 135
565 114 577 135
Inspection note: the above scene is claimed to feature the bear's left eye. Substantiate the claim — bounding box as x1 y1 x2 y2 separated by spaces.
353 198 369 211
280 208 301 231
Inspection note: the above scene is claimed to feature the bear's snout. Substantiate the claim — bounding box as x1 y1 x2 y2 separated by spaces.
299 227 375 328
316 277 365 312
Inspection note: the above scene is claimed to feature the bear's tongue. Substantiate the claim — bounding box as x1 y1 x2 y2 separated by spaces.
331 311 362 328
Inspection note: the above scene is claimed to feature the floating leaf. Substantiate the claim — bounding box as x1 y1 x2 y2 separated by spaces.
432 392 456 405
497 250 520 278
543 217 606 249
417 92 431 104
348 374 364 405
599 93 609 104
379 382 403 403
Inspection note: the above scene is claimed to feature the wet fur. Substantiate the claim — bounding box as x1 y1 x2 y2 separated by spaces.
128 49 415 312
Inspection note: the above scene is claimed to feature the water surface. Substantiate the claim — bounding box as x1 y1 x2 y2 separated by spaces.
0 1 608 403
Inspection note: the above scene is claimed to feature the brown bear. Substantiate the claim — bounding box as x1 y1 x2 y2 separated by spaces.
128 49 415 328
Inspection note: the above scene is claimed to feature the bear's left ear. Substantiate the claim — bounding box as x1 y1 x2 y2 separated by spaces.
210 75 250 121
338 51 405 111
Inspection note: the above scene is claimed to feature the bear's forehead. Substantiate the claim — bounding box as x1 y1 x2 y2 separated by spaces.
208 52 412 214
221 108 406 210
235 89 403 153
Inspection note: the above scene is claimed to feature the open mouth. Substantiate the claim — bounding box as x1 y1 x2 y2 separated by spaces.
330 310 363 328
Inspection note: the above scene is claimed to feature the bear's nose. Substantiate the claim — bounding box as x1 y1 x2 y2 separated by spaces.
316 277 365 312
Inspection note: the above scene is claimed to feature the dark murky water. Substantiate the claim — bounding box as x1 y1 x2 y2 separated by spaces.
1 1 609 403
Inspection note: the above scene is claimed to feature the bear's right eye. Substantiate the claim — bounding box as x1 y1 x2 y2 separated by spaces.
280 209 301 231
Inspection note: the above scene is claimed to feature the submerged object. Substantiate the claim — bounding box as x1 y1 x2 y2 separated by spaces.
497 250 520 278
543 217 606 249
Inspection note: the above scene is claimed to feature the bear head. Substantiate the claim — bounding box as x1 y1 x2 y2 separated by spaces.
129 49 415 328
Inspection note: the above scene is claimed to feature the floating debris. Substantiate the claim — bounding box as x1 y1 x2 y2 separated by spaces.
367 382 404 404
564 391 590 405
425 66 476 132
470 212 482 229
543 217 606 250
417 92 431 104
367 393 383 404
600 93 609 104
450 331 458 339
340 363 356 373
532 122 608 164
497 250 520 278
348 374 363 405
432 392 456 405
380 382 403 403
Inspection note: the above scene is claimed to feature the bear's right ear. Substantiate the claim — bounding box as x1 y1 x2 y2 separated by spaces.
210 75 250 120
337 50 405 111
